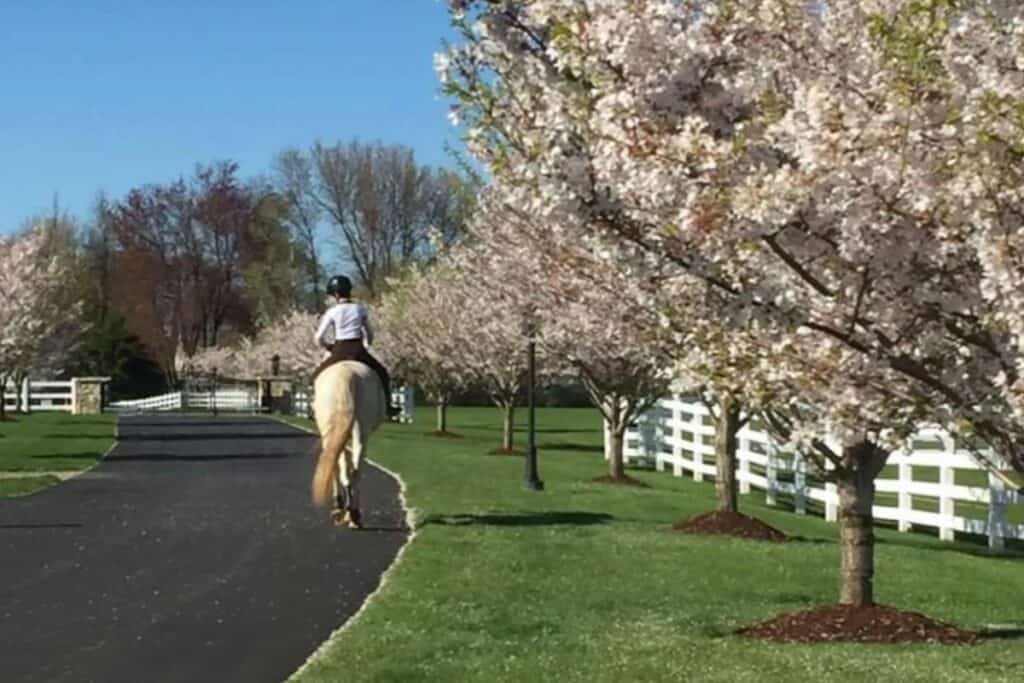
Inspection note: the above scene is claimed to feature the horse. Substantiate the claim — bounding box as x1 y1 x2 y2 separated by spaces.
311 361 387 529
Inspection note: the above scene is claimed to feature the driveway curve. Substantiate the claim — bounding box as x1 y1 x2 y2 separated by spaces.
0 415 408 683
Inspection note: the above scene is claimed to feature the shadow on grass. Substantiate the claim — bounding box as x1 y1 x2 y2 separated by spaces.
876 534 1024 561
785 535 835 546
981 627 1024 640
784 529 1024 561
541 442 603 454
52 418 114 426
423 511 613 527
29 452 105 461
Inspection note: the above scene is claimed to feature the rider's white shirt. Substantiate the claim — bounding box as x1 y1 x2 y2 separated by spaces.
314 302 373 346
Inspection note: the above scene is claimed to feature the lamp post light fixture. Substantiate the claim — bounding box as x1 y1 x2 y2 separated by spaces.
523 317 544 491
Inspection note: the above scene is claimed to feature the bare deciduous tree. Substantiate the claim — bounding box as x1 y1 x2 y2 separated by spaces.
273 148 325 311
308 140 466 296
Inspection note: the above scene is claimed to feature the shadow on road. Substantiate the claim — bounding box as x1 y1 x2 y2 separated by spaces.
108 453 298 462
116 433 305 442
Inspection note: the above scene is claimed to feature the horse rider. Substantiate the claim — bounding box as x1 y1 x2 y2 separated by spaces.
312 275 399 418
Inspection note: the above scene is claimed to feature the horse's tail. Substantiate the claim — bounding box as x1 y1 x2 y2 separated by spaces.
311 370 356 508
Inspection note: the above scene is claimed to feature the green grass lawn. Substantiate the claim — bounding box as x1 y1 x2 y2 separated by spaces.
281 406 1024 683
0 412 117 497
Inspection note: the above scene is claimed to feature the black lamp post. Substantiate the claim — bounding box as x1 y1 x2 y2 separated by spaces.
524 319 544 491
211 367 218 417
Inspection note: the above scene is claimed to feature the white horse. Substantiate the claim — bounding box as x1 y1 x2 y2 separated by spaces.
311 361 387 528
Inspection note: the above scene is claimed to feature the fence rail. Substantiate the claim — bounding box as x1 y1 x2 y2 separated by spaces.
292 385 415 424
621 396 1024 550
2 380 73 412
110 384 416 424
107 388 259 414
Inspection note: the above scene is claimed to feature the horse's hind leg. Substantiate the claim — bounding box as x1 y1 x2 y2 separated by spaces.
343 427 365 529
330 447 353 528
330 445 362 530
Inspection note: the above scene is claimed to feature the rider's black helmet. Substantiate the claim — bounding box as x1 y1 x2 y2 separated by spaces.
326 275 353 298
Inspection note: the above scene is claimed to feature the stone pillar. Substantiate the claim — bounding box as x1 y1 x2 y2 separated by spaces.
72 377 112 415
257 377 294 414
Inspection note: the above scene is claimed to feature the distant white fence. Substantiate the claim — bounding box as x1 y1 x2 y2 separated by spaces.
111 384 416 424
2 379 73 412
108 388 259 414
293 385 415 424
621 396 1024 550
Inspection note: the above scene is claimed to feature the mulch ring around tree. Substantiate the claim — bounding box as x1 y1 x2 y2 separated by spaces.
592 474 649 487
738 604 981 645
672 510 787 542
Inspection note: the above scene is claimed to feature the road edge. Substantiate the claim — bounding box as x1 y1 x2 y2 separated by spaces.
273 417 418 682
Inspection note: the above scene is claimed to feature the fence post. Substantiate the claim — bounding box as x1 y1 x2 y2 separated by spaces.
738 436 751 495
691 408 703 482
765 444 777 507
897 455 912 533
824 458 838 522
666 401 679 475
988 472 1007 552
20 378 31 413
794 454 806 515
637 409 657 462
401 385 415 424
939 458 956 542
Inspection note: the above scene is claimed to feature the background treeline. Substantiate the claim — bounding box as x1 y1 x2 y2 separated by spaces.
20 140 474 398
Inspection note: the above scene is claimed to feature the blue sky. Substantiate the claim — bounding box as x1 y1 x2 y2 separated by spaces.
0 1 460 232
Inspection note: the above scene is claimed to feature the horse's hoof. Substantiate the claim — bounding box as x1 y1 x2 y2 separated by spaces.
347 509 363 530
330 509 346 527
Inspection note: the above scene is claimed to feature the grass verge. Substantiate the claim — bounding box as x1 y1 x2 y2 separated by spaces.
284 406 1024 683
0 412 117 496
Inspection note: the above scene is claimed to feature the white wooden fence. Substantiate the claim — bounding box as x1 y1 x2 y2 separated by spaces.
107 388 260 414
2 379 73 412
621 396 1024 550
111 384 416 424
293 385 416 424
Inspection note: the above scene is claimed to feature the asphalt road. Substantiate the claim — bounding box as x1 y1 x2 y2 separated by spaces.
0 415 408 683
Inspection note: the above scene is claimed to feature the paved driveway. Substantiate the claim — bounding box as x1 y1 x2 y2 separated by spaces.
0 415 407 683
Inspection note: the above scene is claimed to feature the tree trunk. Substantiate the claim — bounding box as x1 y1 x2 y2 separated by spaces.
604 401 626 479
502 405 515 451
608 427 625 479
836 441 889 606
715 395 742 513
436 401 448 433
